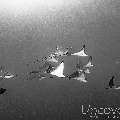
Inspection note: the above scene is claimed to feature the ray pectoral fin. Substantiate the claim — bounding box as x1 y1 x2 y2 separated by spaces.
50 61 65 78
4 73 14 79
71 46 88 56
84 60 93 68
80 79 88 83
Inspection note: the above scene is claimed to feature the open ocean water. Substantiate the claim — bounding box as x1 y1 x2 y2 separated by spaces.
0 0 120 119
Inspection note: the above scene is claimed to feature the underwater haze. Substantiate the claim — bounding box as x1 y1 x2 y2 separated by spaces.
0 0 120 119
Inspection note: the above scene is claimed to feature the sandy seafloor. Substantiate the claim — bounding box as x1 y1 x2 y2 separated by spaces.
0 0 120 119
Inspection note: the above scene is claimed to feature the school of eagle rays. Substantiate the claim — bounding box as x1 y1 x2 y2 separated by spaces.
0 44 93 82
29 44 93 82
0 44 120 94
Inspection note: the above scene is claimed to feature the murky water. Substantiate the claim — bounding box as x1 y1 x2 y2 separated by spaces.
0 0 120 119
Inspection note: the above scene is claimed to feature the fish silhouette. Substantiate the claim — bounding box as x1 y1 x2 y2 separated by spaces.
0 88 6 94
109 76 115 88
106 76 120 90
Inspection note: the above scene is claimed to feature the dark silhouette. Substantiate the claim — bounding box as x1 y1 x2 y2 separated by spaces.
83 44 85 49
0 88 6 94
106 75 115 89
109 76 115 88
